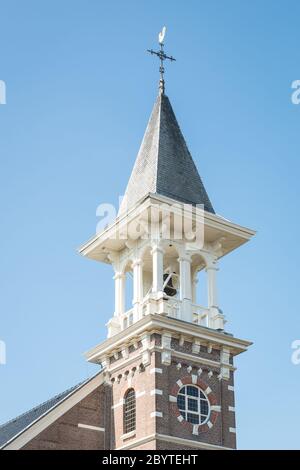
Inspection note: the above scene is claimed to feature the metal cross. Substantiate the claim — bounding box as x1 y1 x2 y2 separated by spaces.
147 27 176 95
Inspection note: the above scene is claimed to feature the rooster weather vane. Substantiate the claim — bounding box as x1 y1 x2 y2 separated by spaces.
147 26 176 95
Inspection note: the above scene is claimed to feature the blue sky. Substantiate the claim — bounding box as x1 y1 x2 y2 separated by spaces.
0 0 299 449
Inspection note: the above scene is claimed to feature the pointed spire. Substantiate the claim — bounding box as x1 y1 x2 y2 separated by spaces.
119 94 215 215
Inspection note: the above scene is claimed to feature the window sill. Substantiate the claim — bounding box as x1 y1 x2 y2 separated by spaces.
121 430 136 441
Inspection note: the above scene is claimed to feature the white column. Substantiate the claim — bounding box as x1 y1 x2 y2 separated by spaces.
206 261 219 309
191 270 198 304
132 259 143 322
113 272 125 317
151 243 164 297
206 260 224 329
178 255 192 322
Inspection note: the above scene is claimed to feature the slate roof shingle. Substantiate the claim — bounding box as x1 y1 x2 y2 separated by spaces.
0 380 87 448
119 93 215 215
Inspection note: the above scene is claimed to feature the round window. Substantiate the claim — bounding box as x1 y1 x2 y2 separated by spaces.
177 385 210 425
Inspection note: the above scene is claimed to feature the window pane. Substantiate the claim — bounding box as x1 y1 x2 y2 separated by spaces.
188 398 198 412
187 413 199 424
200 414 207 423
124 389 136 433
177 395 185 410
200 400 209 416
186 386 199 397
178 386 186 395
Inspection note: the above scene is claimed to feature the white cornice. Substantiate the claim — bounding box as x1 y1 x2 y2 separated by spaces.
85 315 252 364
78 193 255 261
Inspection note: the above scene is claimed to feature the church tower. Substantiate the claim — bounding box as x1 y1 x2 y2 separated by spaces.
79 34 255 450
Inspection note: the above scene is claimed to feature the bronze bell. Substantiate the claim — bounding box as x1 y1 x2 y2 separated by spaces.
163 273 177 297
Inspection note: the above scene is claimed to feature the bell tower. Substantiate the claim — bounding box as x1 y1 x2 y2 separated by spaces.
79 33 255 450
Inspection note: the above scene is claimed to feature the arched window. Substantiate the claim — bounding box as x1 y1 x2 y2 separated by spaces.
123 388 136 434
177 385 210 425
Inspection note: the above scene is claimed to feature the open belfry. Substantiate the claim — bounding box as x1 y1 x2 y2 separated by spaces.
0 30 255 450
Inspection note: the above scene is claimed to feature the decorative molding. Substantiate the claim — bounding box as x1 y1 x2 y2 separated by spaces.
161 350 171 366
192 374 197 384
229 427 236 433
85 314 252 366
192 339 201 354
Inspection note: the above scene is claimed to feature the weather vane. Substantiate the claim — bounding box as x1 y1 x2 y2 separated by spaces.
147 26 176 95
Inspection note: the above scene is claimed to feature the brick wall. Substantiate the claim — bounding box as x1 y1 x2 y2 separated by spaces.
23 387 110 450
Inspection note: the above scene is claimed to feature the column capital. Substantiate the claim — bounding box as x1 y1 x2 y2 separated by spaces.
131 258 144 269
205 260 219 271
177 254 192 263
150 243 165 255
113 272 126 281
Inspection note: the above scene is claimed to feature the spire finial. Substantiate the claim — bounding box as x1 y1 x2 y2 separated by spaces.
147 26 176 95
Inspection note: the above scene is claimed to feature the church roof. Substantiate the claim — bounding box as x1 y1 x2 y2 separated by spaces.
118 93 215 215
0 378 91 448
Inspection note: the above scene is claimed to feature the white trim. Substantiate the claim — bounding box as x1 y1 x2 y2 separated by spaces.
121 430 136 440
150 411 163 418
228 385 234 391
2 373 104 450
205 386 212 395
150 367 162 374
192 374 197 384
85 314 252 364
150 389 163 396
116 432 234 450
169 395 177 402
229 427 236 433
78 423 105 432
207 421 213 429
176 379 183 388
228 406 235 412
177 415 184 422
111 399 124 409
172 350 231 371
136 391 146 398
192 424 199 435
211 405 221 412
